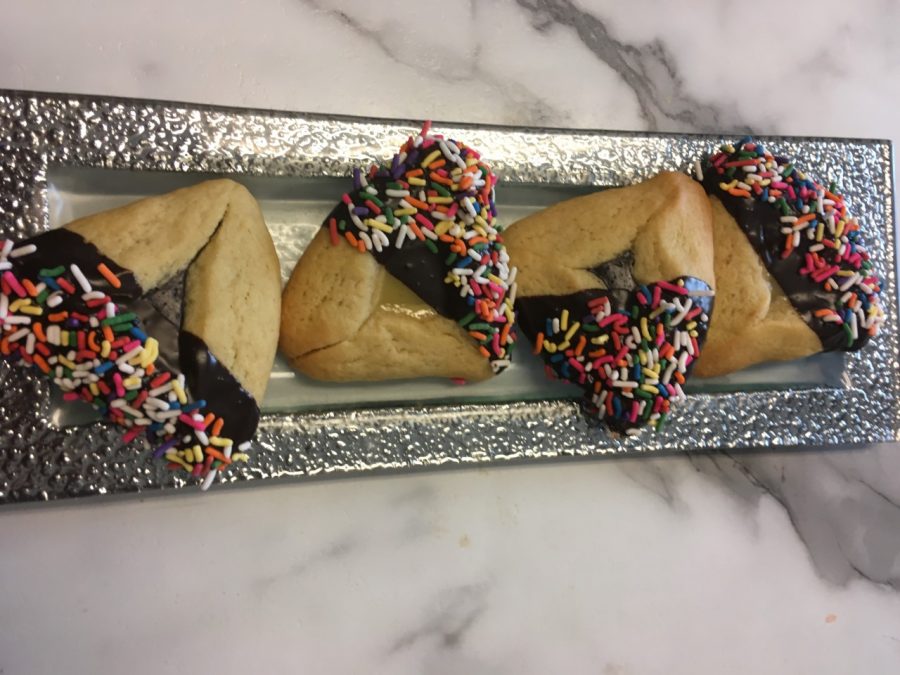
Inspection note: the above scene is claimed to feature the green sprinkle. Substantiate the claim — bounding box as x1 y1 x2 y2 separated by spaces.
39 266 65 277
783 164 794 177
338 219 347 232
445 252 457 265
364 194 384 208
424 239 438 254
101 312 137 326
634 388 652 400
385 208 394 226
35 290 49 305
125 390 138 401
458 312 475 327
468 322 492 331
432 183 451 197
113 324 133 334
655 413 667 432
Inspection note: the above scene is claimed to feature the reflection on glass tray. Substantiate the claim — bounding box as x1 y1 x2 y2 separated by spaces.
47 166 845 426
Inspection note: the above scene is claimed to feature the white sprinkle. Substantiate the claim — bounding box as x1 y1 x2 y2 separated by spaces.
626 428 642 436
70 264 92 293
385 189 409 198
0 293 7 319
105 302 116 318
613 380 639 388
200 471 217 492
678 351 690 372
82 290 106 301
0 261 11 271
5 315 31 325
238 441 252 452
1 240 12 258
358 231 373 251
195 430 210 447
850 311 859 341
9 244 37 258
149 383 173 397
7 328 29 342
693 160 704 181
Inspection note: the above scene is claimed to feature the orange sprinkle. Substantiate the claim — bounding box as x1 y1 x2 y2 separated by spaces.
357 240 366 253
500 321 512 345
825 191 841 202
145 363 156 376
813 309 834 317
404 196 429 210
47 311 68 323
22 279 39 297
405 168 424 178
674 371 686 385
87 331 100 352
33 354 50 373
587 349 607 358
574 335 587 356
468 331 488 341
478 345 491 358
796 213 816 224
0 338 8 356
204 447 232 465
468 237 489 245
438 234 455 243
533 332 545 355
429 172 453 186
407 219 425 241
459 176 473 191
202 412 215 429
97 263 122 289
728 188 752 198
211 418 225 437
344 230 358 248
427 159 446 170
33 323 46 343
102 326 114 342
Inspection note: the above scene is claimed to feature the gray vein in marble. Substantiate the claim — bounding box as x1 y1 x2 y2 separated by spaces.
513 0 750 133
295 0 569 126
388 583 488 654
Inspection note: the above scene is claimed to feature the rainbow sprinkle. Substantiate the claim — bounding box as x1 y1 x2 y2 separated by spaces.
0 238 250 489
699 138 884 348
527 277 714 433
325 121 517 372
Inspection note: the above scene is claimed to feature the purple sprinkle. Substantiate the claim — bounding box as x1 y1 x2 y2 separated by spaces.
352 167 361 190
152 437 178 459
353 207 369 216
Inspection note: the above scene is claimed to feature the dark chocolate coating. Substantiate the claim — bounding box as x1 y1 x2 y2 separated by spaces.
325 202 462 319
699 172 868 352
13 228 258 444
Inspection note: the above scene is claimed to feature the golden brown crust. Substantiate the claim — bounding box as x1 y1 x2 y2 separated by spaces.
692 197 821 377
66 179 280 401
504 172 715 295
280 229 492 382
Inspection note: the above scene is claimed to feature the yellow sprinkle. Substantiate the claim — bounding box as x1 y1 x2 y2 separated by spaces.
473 225 488 238
19 305 43 316
60 330 69 346
836 270 856 277
427 196 453 204
561 309 569 331
719 180 738 191
184 446 195 464
689 330 698 338
407 177 426 187
140 338 158 368
649 307 666 320
122 376 141 389
128 353 144 366
816 222 824 242
640 317 651 341
9 298 31 312
591 335 610 345
640 384 660 394
231 453 250 463
686 321 697 331
487 274 504 286
393 208 416 216
557 340 571 351
466 157 478 167
193 445 204 463
209 436 233 448
100 340 111 358
835 219 846 238
565 322 580 342
435 221 453 236
165 452 191 471
505 306 515 324
366 219 393 233
89 382 100 396
639 350 648 366
172 381 187 405
544 342 557 354
420 149 442 167
58 356 76 369
474 215 489 228
644 367 660 379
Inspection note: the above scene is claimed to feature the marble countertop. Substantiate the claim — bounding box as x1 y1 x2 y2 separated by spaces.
1 1 899 673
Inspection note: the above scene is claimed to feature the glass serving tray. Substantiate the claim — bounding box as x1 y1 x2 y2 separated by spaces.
0 90 897 504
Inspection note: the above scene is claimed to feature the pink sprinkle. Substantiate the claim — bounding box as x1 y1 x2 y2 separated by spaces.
614 347 628 364
179 413 206 430
652 286 662 308
629 401 640 424
446 203 459 219
686 307 702 320
771 181 789 189
122 339 141 353
636 292 647 306
2 271 26 298
656 280 688 295
593 356 614 368
655 329 666 347
653 398 664 414
113 372 125 398
491 332 501 356
786 185 796 200
341 193 352 205
191 463 203 477
712 153 727 167
599 313 626 328
414 213 434 230
568 358 585 373
122 427 142 443
62 392 80 401
469 279 482 297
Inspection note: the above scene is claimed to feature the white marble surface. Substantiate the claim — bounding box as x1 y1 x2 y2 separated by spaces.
1 0 900 673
